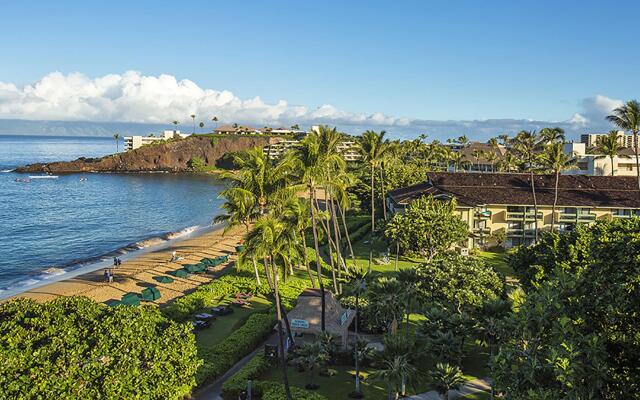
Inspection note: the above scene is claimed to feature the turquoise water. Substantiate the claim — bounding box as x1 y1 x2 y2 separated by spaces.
0 135 225 297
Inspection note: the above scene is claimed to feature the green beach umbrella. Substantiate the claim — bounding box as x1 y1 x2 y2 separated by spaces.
153 275 174 284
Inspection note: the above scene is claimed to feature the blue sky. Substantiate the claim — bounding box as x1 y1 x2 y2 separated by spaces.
0 0 638 139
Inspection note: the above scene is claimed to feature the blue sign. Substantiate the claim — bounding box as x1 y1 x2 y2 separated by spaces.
291 319 309 329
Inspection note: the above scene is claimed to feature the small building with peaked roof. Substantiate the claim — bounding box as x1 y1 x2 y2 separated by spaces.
286 289 355 347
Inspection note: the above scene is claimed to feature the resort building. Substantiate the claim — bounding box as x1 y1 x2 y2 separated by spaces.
581 131 638 149
387 172 640 249
262 138 362 161
564 142 639 176
124 130 190 151
455 141 508 172
212 125 306 135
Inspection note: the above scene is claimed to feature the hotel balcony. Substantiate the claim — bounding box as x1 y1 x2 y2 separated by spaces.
474 210 492 220
471 227 491 236
555 212 597 223
506 228 537 237
505 211 543 221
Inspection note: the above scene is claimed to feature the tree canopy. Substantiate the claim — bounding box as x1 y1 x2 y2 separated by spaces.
0 297 199 399
494 218 640 399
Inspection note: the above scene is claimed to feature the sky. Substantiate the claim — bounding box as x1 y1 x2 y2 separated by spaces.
0 0 639 140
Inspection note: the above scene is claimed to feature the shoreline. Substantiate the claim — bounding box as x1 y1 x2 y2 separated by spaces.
3 223 245 306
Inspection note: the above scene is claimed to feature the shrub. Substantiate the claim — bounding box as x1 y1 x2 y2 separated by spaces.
221 353 271 398
0 297 199 400
196 313 276 385
349 222 372 242
262 383 328 400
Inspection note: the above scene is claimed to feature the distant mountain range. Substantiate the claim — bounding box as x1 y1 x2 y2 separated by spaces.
0 119 182 137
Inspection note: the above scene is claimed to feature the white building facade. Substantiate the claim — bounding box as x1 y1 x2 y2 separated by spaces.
124 130 190 151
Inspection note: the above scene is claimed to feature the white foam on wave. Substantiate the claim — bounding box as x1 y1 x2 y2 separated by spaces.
166 225 200 240
135 237 166 249
1 169 14 173
40 267 67 279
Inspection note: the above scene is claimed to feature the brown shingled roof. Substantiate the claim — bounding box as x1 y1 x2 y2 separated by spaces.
387 172 640 208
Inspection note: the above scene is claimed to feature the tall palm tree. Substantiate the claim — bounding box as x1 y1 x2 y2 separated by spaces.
342 269 368 395
112 133 120 153
539 127 566 144
281 198 316 287
538 143 577 232
471 149 483 171
198 121 205 133
211 116 219 130
190 114 196 134
372 355 414 400
292 131 343 331
172 120 179 132
513 130 542 242
497 152 519 172
595 130 626 176
498 134 510 146
244 217 293 400
607 100 640 190
359 130 391 270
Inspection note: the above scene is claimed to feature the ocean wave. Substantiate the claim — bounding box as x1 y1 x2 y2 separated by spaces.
164 225 200 240
40 267 67 278
1 169 14 173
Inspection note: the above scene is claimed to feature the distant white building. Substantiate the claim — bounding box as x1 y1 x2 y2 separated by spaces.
124 130 190 151
564 142 638 176
580 131 638 149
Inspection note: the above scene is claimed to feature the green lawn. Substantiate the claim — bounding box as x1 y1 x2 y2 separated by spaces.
195 295 272 348
349 236 421 274
259 364 431 398
478 251 515 278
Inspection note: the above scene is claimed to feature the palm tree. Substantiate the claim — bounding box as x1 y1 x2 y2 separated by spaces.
244 216 293 400
595 130 626 176
457 135 469 146
359 130 391 270
471 149 483 171
172 120 179 132
498 133 510 146
430 363 465 400
290 341 328 390
607 100 640 190
342 269 368 395
281 198 316 287
198 121 205 133
497 152 519 172
292 131 342 331
384 213 405 271
539 127 566 144
371 354 414 400
190 114 196 134
211 116 219 130
538 142 577 231
512 130 542 242
484 150 498 172
113 133 120 152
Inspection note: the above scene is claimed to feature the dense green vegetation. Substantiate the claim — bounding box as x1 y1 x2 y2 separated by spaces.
0 297 199 399
493 218 640 399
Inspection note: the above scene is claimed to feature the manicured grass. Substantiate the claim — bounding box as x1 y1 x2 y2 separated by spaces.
349 236 421 274
478 251 515 278
259 364 431 398
195 295 272 348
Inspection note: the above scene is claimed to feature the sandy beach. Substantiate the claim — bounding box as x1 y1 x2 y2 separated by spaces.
7 224 245 306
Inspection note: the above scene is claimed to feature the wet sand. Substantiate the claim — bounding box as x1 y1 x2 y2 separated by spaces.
7 224 245 306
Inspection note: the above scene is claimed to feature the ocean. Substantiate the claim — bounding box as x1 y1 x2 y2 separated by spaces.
0 135 226 298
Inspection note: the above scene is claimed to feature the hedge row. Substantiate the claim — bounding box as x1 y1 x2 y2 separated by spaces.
163 271 318 322
222 353 327 400
196 312 276 386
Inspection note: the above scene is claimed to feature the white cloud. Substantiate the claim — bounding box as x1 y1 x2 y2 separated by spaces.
0 71 628 140
0 71 408 129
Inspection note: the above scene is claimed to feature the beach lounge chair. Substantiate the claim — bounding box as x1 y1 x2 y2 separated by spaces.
121 293 141 306
173 269 190 278
153 275 174 284
141 287 161 301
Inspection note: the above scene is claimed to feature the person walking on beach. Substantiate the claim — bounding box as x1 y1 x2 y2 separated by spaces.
104 269 109 282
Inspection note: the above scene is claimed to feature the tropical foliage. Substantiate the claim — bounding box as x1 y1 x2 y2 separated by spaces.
0 297 199 399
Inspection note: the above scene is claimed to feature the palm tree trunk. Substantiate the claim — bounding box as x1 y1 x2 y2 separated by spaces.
354 293 361 394
329 192 348 274
271 259 292 400
301 233 316 288
251 256 261 286
395 241 399 271
338 204 357 268
551 170 559 232
310 186 326 332
263 257 274 290
634 130 640 191
369 163 375 272
611 155 615 176
273 258 295 348
314 196 339 294
530 168 539 243
380 165 387 221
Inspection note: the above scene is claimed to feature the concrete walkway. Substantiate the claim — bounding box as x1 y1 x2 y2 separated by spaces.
407 378 492 400
192 333 279 400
